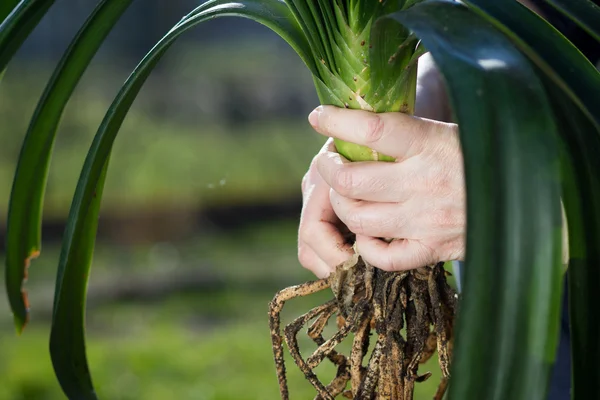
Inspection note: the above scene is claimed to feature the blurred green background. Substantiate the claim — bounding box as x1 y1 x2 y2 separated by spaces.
0 1 442 399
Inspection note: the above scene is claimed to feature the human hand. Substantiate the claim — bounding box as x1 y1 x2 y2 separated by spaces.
306 105 466 272
297 138 355 278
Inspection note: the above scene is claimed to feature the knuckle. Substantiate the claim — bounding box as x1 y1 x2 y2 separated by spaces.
331 167 357 196
438 207 455 227
297 244 313 269
430 206 460 231
299 223 319 246
298 224 313 244
345 213 365 235
365 114 385 143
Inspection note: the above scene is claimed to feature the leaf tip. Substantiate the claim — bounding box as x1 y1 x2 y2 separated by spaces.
13 249 41 333
13 314 26 335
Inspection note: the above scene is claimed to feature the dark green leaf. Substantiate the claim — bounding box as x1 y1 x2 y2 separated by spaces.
543 80 600 400
50 159 109 400
454 6 600 395
457 10 600 395
388 1 563 399
49 1 312 397
463 0 600 128
0 0 55 74
546 0 600 42
5 0 132 335
0 0 20 23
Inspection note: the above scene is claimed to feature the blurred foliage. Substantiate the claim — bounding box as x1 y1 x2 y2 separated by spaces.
0 308 442 400
0 221 442 400
0 40 321 219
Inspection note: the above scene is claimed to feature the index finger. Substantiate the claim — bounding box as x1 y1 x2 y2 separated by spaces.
308 105 452 160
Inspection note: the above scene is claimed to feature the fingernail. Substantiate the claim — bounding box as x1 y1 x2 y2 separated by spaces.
308 106 323 128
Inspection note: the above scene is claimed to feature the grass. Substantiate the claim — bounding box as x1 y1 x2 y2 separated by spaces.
0 221 445 400
0 299 443 400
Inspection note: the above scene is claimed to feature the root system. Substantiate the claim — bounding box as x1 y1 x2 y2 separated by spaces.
269 252 457 400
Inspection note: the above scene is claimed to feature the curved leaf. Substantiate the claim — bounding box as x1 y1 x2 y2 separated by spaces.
283 0 331 69
5 0 133 334
0 0 20 23
48 1 312 398
543 80 600 400
387 1 563 399
0 0 55 73
546 0 600 42
462 0 600 128
459 3 600 396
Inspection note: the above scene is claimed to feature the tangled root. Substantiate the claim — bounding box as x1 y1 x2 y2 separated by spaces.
269 253 457 399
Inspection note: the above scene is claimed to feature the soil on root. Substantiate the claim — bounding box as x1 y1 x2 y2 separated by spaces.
269 254 457 400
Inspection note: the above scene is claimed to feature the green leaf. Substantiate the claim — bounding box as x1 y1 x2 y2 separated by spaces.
0 0 55 73
543 80 600 400
285 0 330 69
48 1 312 398
546 0 600 42
5 0 133 335
0 0 20 23
50 159 109 400
369 19 418 113
307 0 336 68
388 1 563 399
462 0 600 128
457 4 600 396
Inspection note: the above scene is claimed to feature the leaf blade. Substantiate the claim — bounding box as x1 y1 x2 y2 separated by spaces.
5 0 133 334
48 1 312 397
546 0 600 42
387 2 564 399
0 0 55 73
0 0 20 23
543 80 600 400
462 0 600 128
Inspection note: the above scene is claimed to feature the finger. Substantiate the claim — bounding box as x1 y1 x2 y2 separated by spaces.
298 243 334 279
301 172 339 226
329 190 407 238
355 235 437 272
315 150 408 202
299 172 354 269
300 219 354 270
308 105 455 160
303 138 337 196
